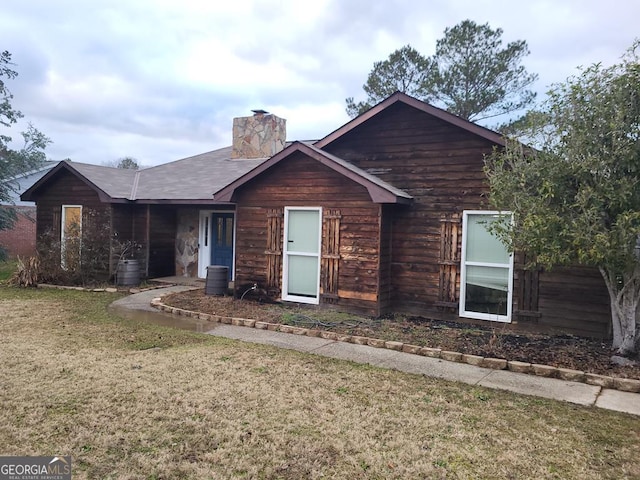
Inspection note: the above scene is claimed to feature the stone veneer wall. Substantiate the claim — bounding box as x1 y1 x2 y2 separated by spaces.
231 113 286 159
175 209 199 277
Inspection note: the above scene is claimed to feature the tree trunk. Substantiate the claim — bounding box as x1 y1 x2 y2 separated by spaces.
599 267 639 357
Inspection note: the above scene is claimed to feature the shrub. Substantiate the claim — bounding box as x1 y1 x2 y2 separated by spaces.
37 208 140 286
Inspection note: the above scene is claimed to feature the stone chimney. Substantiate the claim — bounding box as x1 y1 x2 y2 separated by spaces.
231 110 286 159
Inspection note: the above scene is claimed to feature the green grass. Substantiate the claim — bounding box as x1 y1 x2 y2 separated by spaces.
0 258 17 281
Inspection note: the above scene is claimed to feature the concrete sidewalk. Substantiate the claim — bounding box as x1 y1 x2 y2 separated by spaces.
206 323 640 416
112 287 640 417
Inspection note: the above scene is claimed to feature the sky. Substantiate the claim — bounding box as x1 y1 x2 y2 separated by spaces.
1 0 638 167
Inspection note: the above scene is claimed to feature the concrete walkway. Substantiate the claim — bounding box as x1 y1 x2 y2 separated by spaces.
112 287 640 417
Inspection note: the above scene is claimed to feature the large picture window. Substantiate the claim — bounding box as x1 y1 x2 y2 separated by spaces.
460 211 513 322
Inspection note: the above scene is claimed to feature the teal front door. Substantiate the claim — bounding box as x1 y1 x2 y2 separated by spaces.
211 212 234 280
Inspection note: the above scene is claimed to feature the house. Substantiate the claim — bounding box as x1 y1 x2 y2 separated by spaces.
0 161 57 257
22 93 610 337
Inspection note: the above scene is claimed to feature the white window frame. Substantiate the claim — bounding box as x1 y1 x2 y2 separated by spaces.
61 204 82 268
198 210 236 280
198 210 213 278
459 210 514 323
282 206 322 305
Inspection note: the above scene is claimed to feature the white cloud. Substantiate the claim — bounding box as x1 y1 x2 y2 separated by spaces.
1 0 638 165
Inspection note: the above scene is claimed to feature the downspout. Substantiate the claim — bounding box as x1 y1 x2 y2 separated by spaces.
145 205 150 278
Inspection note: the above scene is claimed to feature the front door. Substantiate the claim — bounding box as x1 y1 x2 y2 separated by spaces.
198 211 234 279
283 207 321 304
211 212 234 280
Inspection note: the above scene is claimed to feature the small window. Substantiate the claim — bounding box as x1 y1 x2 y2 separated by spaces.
460 211 513 322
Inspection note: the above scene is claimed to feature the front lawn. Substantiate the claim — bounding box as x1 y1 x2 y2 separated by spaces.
1 286 639 479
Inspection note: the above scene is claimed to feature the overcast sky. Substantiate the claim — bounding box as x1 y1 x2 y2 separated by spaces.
1 0 638 166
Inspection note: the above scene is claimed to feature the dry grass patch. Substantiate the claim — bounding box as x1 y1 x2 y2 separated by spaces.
1 287 639 479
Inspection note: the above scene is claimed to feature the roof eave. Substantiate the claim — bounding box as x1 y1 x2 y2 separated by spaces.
213 141 412 205
20 161 116 203
213 146 298 202
302 144 411 204
369 189 412 204
128 198 233 205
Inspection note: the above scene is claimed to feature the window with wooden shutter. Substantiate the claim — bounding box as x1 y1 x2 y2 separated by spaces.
321 209 341 302
436 213 460 308
265 208 283 292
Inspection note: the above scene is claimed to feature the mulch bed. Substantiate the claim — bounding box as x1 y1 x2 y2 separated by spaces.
162 289 640 380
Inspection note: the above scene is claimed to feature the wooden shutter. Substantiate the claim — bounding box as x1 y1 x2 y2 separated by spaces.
436 213 460 308
52 207 61 240
321 209 341 302
265 208 283 292
514 253 541 320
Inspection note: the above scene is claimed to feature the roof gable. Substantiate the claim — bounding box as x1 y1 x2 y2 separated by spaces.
21 161 135 203
213 141 412 204
314 92 506 149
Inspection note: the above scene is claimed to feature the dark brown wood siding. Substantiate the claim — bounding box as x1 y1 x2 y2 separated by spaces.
323 102 493 312
30 170 194 280
111 204 133 275
111 203 151 276
33 170 106 240
111 204 134 240
32 169 110 277
133 205 150 276
233 153 383 315
537 267 610 338
322 101 610 336
148 205 176 277
378 204 394 314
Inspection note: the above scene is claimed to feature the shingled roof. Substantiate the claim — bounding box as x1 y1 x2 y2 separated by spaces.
22 92 507 205
21 148 267 204
65 162 138 199
133 147 264 202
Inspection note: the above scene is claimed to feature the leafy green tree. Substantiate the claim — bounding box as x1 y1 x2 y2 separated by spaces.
345 45 433 117
116 156 139 170
486 42 640 356
103 156 140 169
1 50 50 259
346 20 538 123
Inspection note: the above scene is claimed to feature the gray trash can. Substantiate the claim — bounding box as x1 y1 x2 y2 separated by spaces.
205 265 229 295
117 259 140 286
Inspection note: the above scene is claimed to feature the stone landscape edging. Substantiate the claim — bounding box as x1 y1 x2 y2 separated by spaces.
150 296 640 394
31 284 640 394
37 282 173 294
